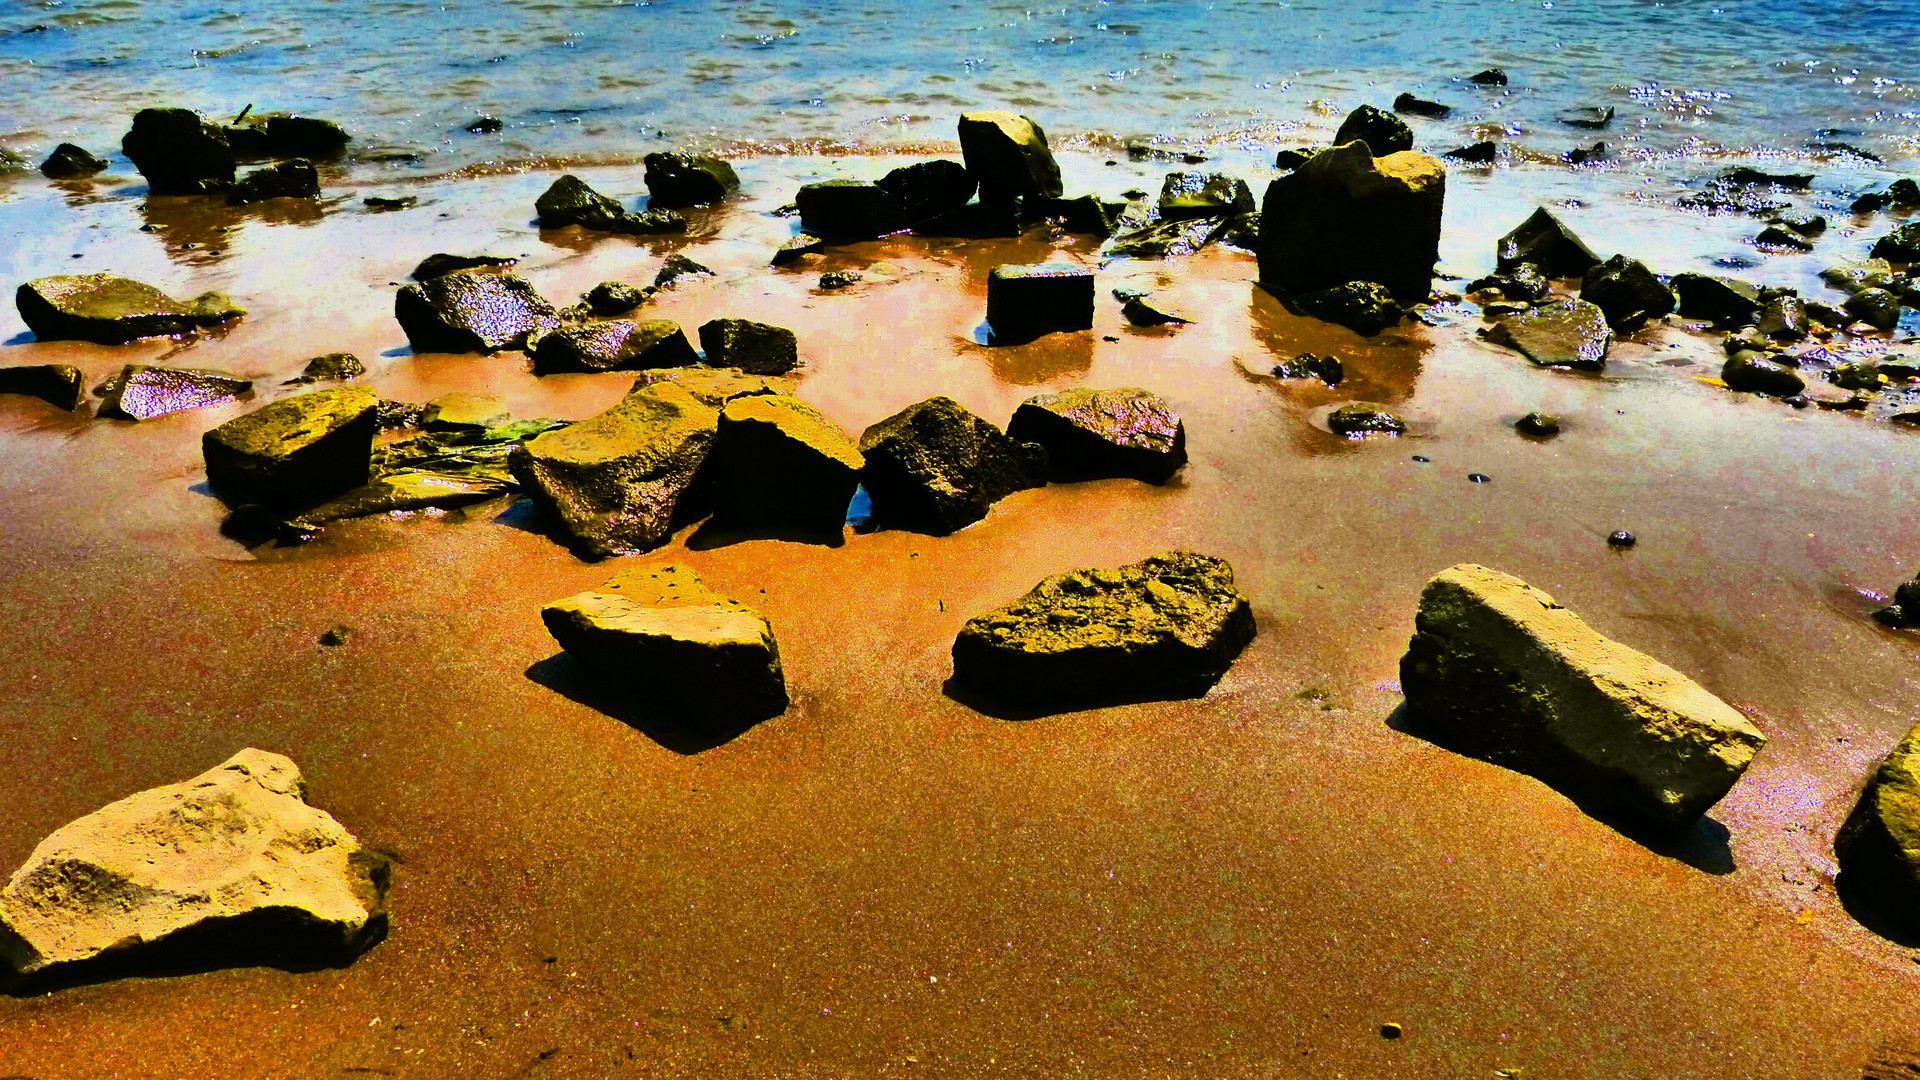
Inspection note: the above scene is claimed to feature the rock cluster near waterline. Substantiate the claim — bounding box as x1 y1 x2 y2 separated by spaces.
1580 255 1676 332
1256 141 1446 303
1287 280 1403 336
957 111 1064 201
535 174 684 234
395 271 560 353
1399 563 1767 830
1332 105 1414 156
120 107 236 194
1497 207 1599 278
40 143 107 179
17 273 244 344
858 396 1048 535
1006 387 1187 484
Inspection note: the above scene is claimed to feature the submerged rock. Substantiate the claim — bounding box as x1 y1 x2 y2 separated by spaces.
1466 68 1508 85
248 114 351 159
642 151 739 208
1272 352 1344 385
1120 295 1192 326
1483 297 1612 371
225 159 319 204
986 262 1095 342
857 396 1048 535
957 111 1064 201
1579 254 1675 331
121 107 235 194
629 366 791 409
534 174 684 234
950 551 1255 708
698 318 799 375
529 318 699 374
1256 141 1445 302
1558 105 1614 129
1820 258 1894 295
1566 141 1608 165
285 352 365 385
1006 386 1186 484
394 272 560 353
0 748 388 990
1288 281 1402 336
795 180 909 240
1156 171 1255 220
203 386 380 510
0 364 86 410
1754 225 1813 252
39 143 108 179
1399 563 1766 830
1670 273 1761 326
875 159 976 222
1837 725 1920 934
1332 105 1414 156
708 395 863 534
653 253 715 289
1445 141 1499 164
1497 206 1600 278
1393 92 1451 119
16 274 244 344
97 364 252 421
412 253 517 280
1327 402 1405 435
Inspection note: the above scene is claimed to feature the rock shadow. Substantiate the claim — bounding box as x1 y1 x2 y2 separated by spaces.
524 653 764 754
1836 871 1920 946
1385 701 1736 875
941 671 1227 722
684 517 846 550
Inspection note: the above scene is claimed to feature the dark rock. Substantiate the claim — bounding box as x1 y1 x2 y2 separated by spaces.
412 253 517 280
1607 530 1636 547
1327 402 1405 435
1834 724 1920 935
1332 105 1413 156
1854 190 1894 214
465 116 503 134
987 262 1095 342
818 270 863 289
950 551 1255 708
653 252 715 288
911 200 1023 239
394 272 560 353
39 143 107 179
1257 141 1446 302
0 364 86 410
97 364 251 421
203 386 380 510
1566 141 1607 165
1557 105 1614 129
1758 296 1808 341
583 281 649 315
1497 206 1600 278
1466 68 1508 86
1120 296 1192 326
641 152 739 208
771 233 827 265
1771 212 1827 237
1103 217 1227 259
875 159 976 221
629 367 792 409
857 396 1047 535
707 395 862 534
1829 362 1887 392
1157 171 1255 221
1027 194 1124 237
1722 166 1813 190
535 174 684 234
1579 255 1675 331
225 158 319 204
16 273 244 344
528 318 700 374
957 111 1063 201
363 196 417 212
1679 180 1791 217
1288 281 1402 336
221 123 273 160
1754 225 1813 252
795 180 908 240
1805 301 1849 328
1274 147 1316 170
1875 575 1920 629
1670 273 1760 326
1721 352 1805 396
1272 352 1344 385
1845 287 1903 331
1484 297 1612 371
1516 412 1560 436
1445 141 1498 164
1870 223 1920 264
120 108 235 194
1392 93 1451 119
1468 263 1551 303
284 352 365 386
1819 258 1895 294
1891 178 1920 206
1006 386 1187 484
256 114 351 158
698 318 799 375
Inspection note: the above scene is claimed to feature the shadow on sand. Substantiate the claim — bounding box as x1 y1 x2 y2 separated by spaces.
941 671 1228 723
525 653 765 755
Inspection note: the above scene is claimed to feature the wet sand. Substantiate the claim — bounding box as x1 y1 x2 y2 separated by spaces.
3 154 1920 1078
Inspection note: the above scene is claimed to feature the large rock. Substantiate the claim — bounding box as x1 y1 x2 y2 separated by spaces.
98 364 252 421
1157 172 1255 220
986 262 1095 342
120 107 235 194
1820 258 1895 295
40 143 107 179
224 159 320 204
528 318 699 373
0 364 86 410
534 174 684 234
1398 564 1767 830
1332 105 1414 156
698 318 799 375
708 395 862 534
17 274 244 344
203 386 380 510
857 396 1048 535
1580 255 1675 331
252 114 352 158
950 551 1256 708
1870 223 1920 264
875 159 976 221
1483 297 1612 371
641 152 740 208
1670 273 1760 326
1721 352 1804 396
957 112 1064 201
394 272 560 353
542 564 788 723
508 383 720 558
1005 387 1187 484
1846 287 1903 331
1256 142 1446 303
1288 281 1402 335
1837 725 1920 934
1497 207 1600 278
0 748 389 989
795 180 909 240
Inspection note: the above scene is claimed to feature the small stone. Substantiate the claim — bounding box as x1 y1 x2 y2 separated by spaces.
1467 473 1491 483
1516 412 1560 436
857 396 1047 535
653 253 715 289
1327 402 1405 436
987 262 1095 343
1272 353 1344 385
698 318 800 375
1121 296 1192 326
1273 147 1315 170
1444 141 1498 164
1332 105 1413 156
1006 387 1187 484
1467 264 1551 304
641 152 740 208
1757 296 1808 341
818 270 863 289
1608 530 1636 547
535 174 684 235
1754 225 1813 252
1557 105 1614 129
411 253 517 280
465 115 503 133
1289 281 1403 336
224 159 320 204
1770 212 1827 238
0 364 86 410
1566 141 1607 165
421 392 509 434
1819 259 1894 295
1380 1024 1404 1040
97 365 252 421
1721 352 1805 397
285 352 365 385
318 625 353 646
1392 93 1450 118
771 233 827 266
394 272 560 353
528 318 700 374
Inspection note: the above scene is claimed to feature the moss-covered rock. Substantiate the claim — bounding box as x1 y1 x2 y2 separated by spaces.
1846 287 1903 330
698 318 798 375
653 253 715 289
858 395 1047 535
0 364 86 410
1870 222 1920 264
584 281 650 315
39 143 107 179
284 352 365 385
986 262 1095 343
642 152 740 208
628 367 792 409
795 180 908 240
1006 387 1186 484
1496 206 1600 278
708 395 862 534
98 364 252 421
394 271 559 353
203 386 380 510
120 108 235 194
1288 280 1403 336
957 111 1063 201
1156 171 1255 221
1332 105 1414 156
1271 352 1344 385
1820 259 1894 295
1256 142 1445 303
16 274 243 345
1580 254 1674 332
412 253 517 280
875 159 976 221
1483 297 1612 371
1837 725 1920 934
534 174 684 234
1399 563 1767 830
528 318 699 373
951 551 1255 708
1720 352 1804 397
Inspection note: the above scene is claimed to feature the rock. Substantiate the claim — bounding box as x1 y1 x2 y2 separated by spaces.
465 116 503 134
203 386 380 510
1557 105 1614 129
1274 147 1315 170
0 748 388 990
1670 272 1761 326
818 270 863 289
1006 387 1186 484
1483 297 1612 371
1103 217 1227 260
1445 141 1498 164
1830 362 1888 392
1757 296 1808 341
1678 179 1791 217
1121 296 1192 326
394 272 560 353
1754 225 1813 252
1721 352 1805 396
698 318 799 375
1892 179 1920 207
529 318 700 374
957 111 1063 201
1579 255 1675 331
1846 287 1903 330
1566 141 1607 165
121 107 235 194
1467 264 1551 303
1497 206 1600 278
1771 212 1827 237
293 469 511 527
1333 105 1413 156
1399 563 1766 829
951 551 1255 708
1871 224 1920 264
986 262 1095 342
0 364 85 410
584 280 649 315
1288 281 1402 335
857 396 1047 534
541 564 788 722
97 364 252 421
1327 402 1405 435
225 159 319 204
706 395 862 533
1393 93 1451 119
285 352 365 385
508 383 720 558
795 180 908 240
1157 172 1255 221
1834 724 1920 933
1028 194 1123 237
1467 68 1508 85
1722 166 1813 190
534 174 684 234
252 114 350 158
629 367 790 409
875 159 976 221
412 253 516 280
642 152 739 208
1820 258 1895 295
1516 412 1561 436
39 143 107 179
16 273 244 344
1272 352 1344 385
653 253 715 289
1873 573 1920 629
911 201 1022 239
1256 141 1446 302
421 392 509 434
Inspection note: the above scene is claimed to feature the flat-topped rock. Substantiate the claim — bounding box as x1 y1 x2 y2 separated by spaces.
987 261 1095 343
698 318 799 375
17 274 244 344
642 152 740 208
709 395 863 534
1006 386 1187 484
957 111 1063 201
528 318 699 374
1483 297 1612 371
203 386 380 510
629 366 792 409
0 364 86 410
395 271 559 353
98 364 252 421
1670 273 1760 326
858 395 1047 535
1257 142 1445 302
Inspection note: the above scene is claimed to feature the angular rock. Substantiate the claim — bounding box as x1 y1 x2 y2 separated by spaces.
1257 142 1445 303
40 143 108 179
1288 281 1402 336
421 392 509 434
412 253 516 280
1757 295 1808 341
642 152 740 208
1467 263 1551 303
1120 296 1192 326
1670 273 1761 326
1006 386 1186 484
1579 255 1675 331
951 551 1255 708
771 232 828 265
1516 412 1561 436
987 262 1095 342
698 318 799 375
1157 172 1255 221
795 180 908 240
1445 141 1498 164
1721 352 1805 396
1103 217 1225 260
1566 141 1607 165
707 395 862 534
1483 297 1612 371
1333 105 1414 156
653 253 714 289
121 107 235 194
225 159 319 204
1754 225 1812 252
1558 105 1614 129
98 364 252 421
528 318 700 374
16 274 244 344
1820 258 1894 295
1871 223 1920 264
254 114 351 159
1837 725 1920 935
1274 147 1315 170
285 352 365 385
875 159 976 221
394 272 560 353
629 367 790 409
0 364 86 410
293 470 510 526
1327 402 1405 435
957 111 1063 201
1497 206 1600 278
857 396 1047 535
584 281 649 315
0 748 388 990
203 386 380 510
1847 287 1903 330
1272 352 1344 385
534 174 684 234
1399 563 1767 830
1393 93 1451 119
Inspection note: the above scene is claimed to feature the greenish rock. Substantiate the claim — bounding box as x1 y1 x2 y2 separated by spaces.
957 111 1064 201
1332 105 1414 156
285 352 366 385
1156 171 1255 221
1757 295 1808 341
224 159 319 204
987 262 1095 342
394 272 560 353
1720 352 1804 396
368 417 568 491
0 364 86 410
795 180 908 240
98 364 252 421
528 318 699 374
1846 287 1903 330
39 143 107 179
1837 724 1920 934
1288 281 1402 336
1399 563 1766 830
292 470 510 527
1820 258 1895 295
1272 352 1344 385
16 274 244 344
1467 263 1550 303
857 395 1048 535
708 395 863 534
653 253 715 289
1257 141 1446 302
1830 363 1888 392
1327 402 1405 435
1497 206 1600 278
1670 273 1760 326
584 281 650 315
412 253 517 280
534 174 684 234
950 551 1256 708
628 367 792 409
771 232 827 266
1771 212 1827 238
120 107 234 194
1870 223 1920 264
1580 255 1675 331
203 386 381 510
875 159 976 221
1483 297 1612 370
1102 217 1225 260
1006 386 1186 484
698 318 799 375
642 152 739 208
421 392 509 434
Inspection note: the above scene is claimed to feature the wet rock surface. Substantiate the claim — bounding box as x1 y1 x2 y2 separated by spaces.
1327 402 1405 435
203 386 380 511
1580 255 1675 331
395 272 560 353
1497 206 1600 278
1272 352 1344 385
1445 140 1498 164
1393 92 1451 119
1286 280 1403 336
0 364 86 410
535 174 684 234
1558 105 1614 129
17 273 245 344
1333 105 1414 156
957 111 1064 200
121 107 235 194
1399 563 1767 831
225 159 320 204
97 364 252 421
857 396 1048 535
285 352 365 385
875 159 976 222
412 253 517 280
642 152 739 208
986 262 1095 342
1671 273 1761 326
39 143 107 179
629 366 793 410
1006 386 1187 484
584 281 649 315
1257 142 1445 302
1845 288 1902 331
1120 295 1192 326
1836 725 1920 935
1156 171 1255 221
653 253 715 289
708 395 863 535
1484 297 1612 371
1103 216 1228 260
1871 223 1920 264
698 318 799 375
528 318 699 374
795 180 909 241
1467 263 1550 303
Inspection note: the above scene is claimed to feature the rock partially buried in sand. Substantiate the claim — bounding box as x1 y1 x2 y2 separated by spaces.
412 253 517 280
421 392 509 434
1006 386 1187 484
708 395 863 535
1327 402 1406 435
653 253 715 289
394 272 560 353
584 280 649 315
224 159 319 204
986 262 1095 342
1256 141 1445 303
1497 207 1600 278
40 142 107 179
642 151 740 208
16 273 245 344
1483 297 1612 371
1516 411 1561 436
1399 563 1766 830
795 180 909 241
1836 725 1920 935
120 107 236 194
1287 281 1403 336
1156 171 1256 221
97 364 252 421
1120 295 1192 326
542 564 789 723
957 111 1064 201
285 352 365 385
0 748 390 990
1332 105 1414 156
534 174 684 234
950 551 1256 709
698 318 800 375
0 364 86 410
1272 352 1344 385
203 386 380 510
528 318 700 374
629 366 792 409
1580 254 1675 332
858 396 1048 535
1670 273 1761 327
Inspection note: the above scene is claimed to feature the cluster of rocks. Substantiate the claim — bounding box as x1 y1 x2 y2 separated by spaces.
115 106 343 203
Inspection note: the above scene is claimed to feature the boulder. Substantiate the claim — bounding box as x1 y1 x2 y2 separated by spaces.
1272 352 1344 385
1579 255 1675 331
1836 725 1920 933
1332 106 1414 156
950 551 1255 708
39 143 107 179
120 107 235 194
16 274 244 344
641 152 740 208
1399 563 1766 830
508 382 720 558
285 352 365 385
1288 281 1402 335
986 262 1095 342
534 174 684 234
1558 105 1614 129
1327 402 1405 435
1846 287 1903 330
203 386 380 510
698 318 799 375
541 564 788 722
394 272 560 353
1466 264 1550 303
0 364 86 410
1393 93 1451 119
1256 142 1445 303
1870 223 1920 264
629 366 790 409
795 180 908 240
707 395 862 533
957 111 1063 201
1670 273 1761 326
857 396 1047 535
584 281 649 315
528 318 699 373
412 253 517 280
253 114 351 159
1820 259 1894 294
1445 141 1498 164
875 159 976 221
1483 297 1612 371
0 748 388 990
1720 353 1804 396
653 252 714 288
1497 207 1600 278
97 364 252 421
1156 172 1255 220
225 159 319 204
1006 386 1186 484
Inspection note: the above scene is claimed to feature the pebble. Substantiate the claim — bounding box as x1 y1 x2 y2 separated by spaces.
1380 1023 1403 1039
1412 455 1430 463
1608 530 1636 548
1467 473 1491 483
